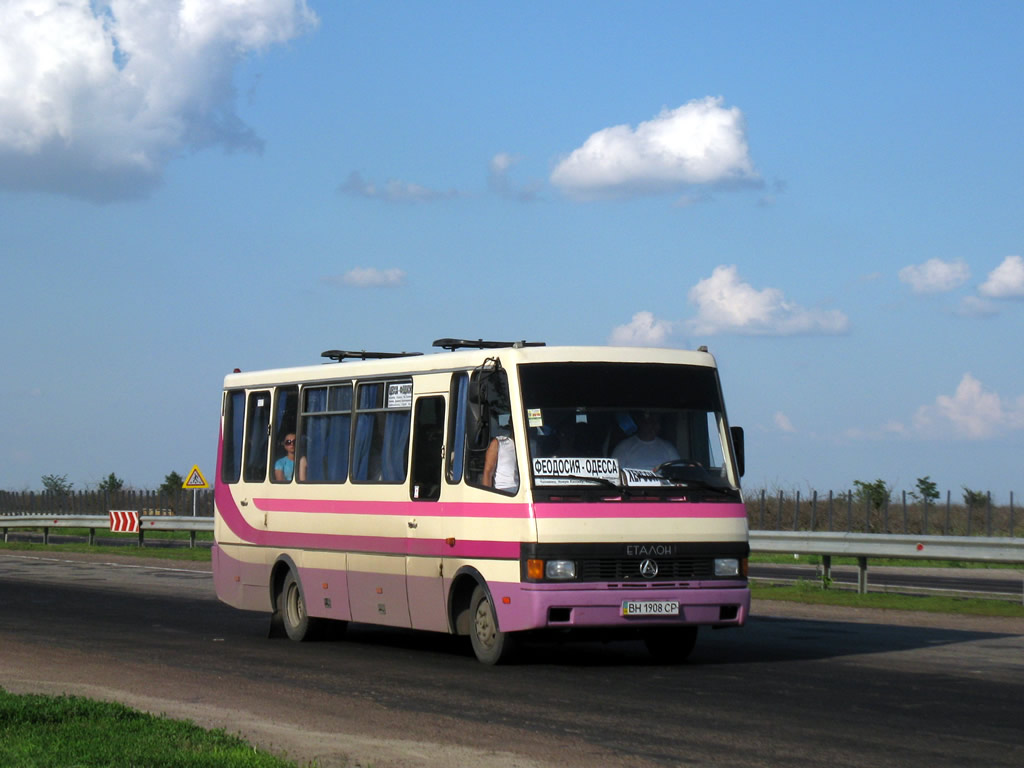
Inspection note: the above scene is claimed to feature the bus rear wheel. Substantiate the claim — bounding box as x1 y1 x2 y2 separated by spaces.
644 626 698 663
280 570 320 642
469 584 516 664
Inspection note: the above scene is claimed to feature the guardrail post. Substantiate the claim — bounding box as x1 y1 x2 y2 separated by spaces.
137 527 144 548
857 557 868 594
822 554 832 584
88 528 95 546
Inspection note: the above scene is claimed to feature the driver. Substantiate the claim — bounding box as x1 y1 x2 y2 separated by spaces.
612 411 679 470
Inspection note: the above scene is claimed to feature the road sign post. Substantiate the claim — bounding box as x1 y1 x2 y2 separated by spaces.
182 465 209 516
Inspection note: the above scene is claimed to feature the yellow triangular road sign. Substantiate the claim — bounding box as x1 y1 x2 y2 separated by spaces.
182 465 208 489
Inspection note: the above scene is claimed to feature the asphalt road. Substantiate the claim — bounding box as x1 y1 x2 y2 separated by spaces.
0 552 1021 768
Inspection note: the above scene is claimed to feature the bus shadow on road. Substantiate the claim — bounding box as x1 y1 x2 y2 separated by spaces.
684 614 1022 666
312 615 1021 668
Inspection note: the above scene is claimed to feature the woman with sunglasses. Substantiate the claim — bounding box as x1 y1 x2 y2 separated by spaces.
274 433 297 482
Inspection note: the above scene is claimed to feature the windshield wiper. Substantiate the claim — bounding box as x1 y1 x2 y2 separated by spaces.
652 461 735 495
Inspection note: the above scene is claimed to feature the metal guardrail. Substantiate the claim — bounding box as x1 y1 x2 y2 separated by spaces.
0 515 213 548
3 516 1021 596
750 531 1024 593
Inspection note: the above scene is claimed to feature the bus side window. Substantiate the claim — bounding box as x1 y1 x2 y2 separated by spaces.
465 364 516 492
410 396 445 501
300 383 352 483
352 380 411 484
221 390 245 484
270 386 298 483
243 390 271 483
447 373 468 484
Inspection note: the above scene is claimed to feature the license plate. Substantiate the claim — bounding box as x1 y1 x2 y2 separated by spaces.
622 600 680 616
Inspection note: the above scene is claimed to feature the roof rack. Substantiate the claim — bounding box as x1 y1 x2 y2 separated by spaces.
432 338 546 352
321 350 423 363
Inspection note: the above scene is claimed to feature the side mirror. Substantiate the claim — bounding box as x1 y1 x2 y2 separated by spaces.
730 426 745 478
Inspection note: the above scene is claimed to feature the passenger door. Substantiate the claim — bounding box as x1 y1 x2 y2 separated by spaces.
406 395 448 631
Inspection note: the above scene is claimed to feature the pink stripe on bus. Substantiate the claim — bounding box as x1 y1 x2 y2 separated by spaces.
252 497 532 519
250 498 744 520
532 502 746 519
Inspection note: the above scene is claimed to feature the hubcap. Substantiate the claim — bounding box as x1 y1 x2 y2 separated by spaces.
474 599 495 649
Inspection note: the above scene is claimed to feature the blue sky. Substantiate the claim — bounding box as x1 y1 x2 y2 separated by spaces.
2 1 1022 498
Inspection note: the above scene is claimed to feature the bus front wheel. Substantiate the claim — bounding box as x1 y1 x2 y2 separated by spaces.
469 584 516 664
280 570 319 642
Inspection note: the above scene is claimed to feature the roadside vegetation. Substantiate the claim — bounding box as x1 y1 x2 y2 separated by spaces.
0 689 310 767
752 580 1024 618
0 534 212 562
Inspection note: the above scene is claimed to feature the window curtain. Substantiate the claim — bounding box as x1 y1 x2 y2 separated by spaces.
381 411 411 482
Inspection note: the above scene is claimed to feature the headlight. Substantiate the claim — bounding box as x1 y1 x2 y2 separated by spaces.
545 560 576 580
714 558 740 577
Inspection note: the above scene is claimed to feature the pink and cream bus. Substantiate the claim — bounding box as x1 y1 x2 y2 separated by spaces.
213 339 749 663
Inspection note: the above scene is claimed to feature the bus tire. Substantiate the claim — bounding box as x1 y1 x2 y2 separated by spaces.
644 626 698 663
280 570 319 642
469 584 516 664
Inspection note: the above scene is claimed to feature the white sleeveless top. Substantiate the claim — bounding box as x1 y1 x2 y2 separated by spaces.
493 435 519 492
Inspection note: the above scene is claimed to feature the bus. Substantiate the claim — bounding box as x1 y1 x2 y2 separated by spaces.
213 339 749 664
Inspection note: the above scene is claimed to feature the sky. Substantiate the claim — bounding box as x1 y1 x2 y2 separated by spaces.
1 0 1022 499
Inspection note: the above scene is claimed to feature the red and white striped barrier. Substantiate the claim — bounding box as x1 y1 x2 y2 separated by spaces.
108 510 139 533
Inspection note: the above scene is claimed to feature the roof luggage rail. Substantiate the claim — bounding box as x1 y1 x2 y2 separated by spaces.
432 338 546 351
321 350 423 362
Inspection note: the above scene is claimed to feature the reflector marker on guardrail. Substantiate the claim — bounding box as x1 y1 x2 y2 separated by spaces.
109 510 140 533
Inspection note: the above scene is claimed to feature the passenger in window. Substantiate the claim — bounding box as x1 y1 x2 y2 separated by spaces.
274 433 297 482
482 427 519 493
612 411 679 470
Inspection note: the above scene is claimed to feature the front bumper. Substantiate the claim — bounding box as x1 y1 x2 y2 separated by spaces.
492 580 750 632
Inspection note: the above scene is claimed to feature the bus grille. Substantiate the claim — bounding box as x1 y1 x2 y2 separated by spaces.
577 557 716 582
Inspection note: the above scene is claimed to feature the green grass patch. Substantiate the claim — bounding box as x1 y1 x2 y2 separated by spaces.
751 580 1024 618
0 689 308 767
0 539 212 562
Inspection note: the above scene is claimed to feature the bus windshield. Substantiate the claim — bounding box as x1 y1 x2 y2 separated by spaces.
518 362 738 499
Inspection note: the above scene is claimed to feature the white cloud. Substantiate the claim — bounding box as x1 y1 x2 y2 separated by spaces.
608 311 674 346
913 374 1024 439
488 152 540 202
550 97 759 199
339 171 457 203
0 0 317 201
898 258 970 294
686 265 850 336
978 255 1024 299
955 295 998 317
331 267 407 288
774 412 796 433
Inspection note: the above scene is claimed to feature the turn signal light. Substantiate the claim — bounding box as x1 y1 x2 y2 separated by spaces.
527 559 544 580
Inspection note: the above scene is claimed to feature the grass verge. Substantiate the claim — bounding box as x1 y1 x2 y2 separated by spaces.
0 688 308 767
0 538 211 562
751 580 1024 618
